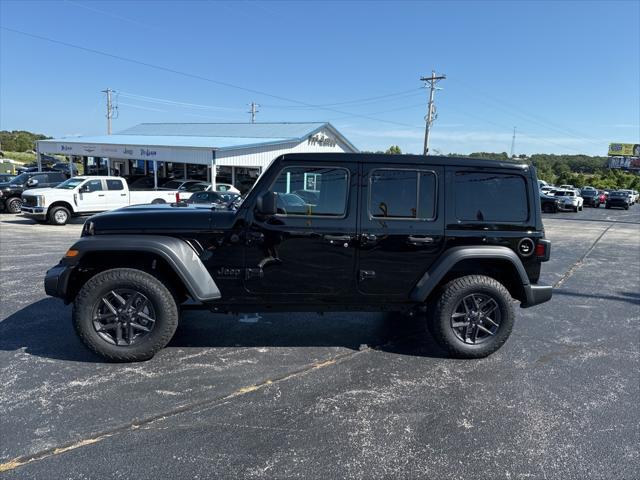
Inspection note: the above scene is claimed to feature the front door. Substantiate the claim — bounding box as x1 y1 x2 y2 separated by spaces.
357 165 445 297
77 179 106 212
243 163 357 299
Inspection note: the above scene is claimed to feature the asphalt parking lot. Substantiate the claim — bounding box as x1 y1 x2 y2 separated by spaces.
1 207 638 479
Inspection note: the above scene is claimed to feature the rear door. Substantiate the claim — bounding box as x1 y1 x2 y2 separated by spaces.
103 179 129 209
357 164 445 297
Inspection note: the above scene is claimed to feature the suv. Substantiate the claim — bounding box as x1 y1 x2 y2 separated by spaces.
44 154 552 361
0 171 68 213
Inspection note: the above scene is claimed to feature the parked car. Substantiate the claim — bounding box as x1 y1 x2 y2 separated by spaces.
559 184 575 190
539 193 560 213
21 176 185 225
0 171 68 213
619 189 637 205
540 185 556 195
185 191 240 207
0 173 16 183
597 192 607 205
580 189 600 207
554 189 583 212
51 162 79 175
213 183 241 195
161 179 207 192
44 153 552 361
606 191 631 210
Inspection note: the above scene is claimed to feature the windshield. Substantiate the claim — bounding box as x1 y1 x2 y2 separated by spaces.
55 178 86 189
9 173 31 184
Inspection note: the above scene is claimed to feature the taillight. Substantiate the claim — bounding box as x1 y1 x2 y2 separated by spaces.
535 239 551 261
175 192 180 203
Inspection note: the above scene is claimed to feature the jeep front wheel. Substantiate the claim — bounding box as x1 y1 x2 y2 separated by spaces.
429 275 515 358
73 268 179 362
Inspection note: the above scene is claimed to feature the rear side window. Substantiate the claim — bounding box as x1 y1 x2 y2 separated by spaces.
369 169 436 220
32 174 49 183
454 172 528 222
50 173 67 182
106 179 124 191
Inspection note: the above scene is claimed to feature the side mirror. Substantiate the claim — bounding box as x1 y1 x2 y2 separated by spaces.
256 191 277 215
79 184 90 193
26 178 38 187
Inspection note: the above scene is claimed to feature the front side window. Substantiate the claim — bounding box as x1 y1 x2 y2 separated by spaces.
369 169 436 220
84 180 103 192
271 166 348 216
454 172 528 222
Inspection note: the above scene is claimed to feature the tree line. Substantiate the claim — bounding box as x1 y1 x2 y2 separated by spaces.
0 130 51 153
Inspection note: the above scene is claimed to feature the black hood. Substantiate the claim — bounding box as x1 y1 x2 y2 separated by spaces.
88 203 238 234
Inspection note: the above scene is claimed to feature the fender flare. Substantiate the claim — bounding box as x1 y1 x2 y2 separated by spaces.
410 246 530 303
67 235 221 302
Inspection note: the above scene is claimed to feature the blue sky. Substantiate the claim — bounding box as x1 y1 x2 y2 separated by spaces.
1 0 638 155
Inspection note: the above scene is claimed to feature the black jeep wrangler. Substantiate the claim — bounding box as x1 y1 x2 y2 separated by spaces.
45 153 552 361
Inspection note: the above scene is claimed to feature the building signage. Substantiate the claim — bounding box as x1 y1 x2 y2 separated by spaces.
608 143 640 157
44 142 175 161
308 132 337 148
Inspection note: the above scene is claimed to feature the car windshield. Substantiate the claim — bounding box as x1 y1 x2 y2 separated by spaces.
55 178 86 189
9 173 31 184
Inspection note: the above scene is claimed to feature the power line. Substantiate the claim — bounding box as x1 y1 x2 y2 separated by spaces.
0 27 430 131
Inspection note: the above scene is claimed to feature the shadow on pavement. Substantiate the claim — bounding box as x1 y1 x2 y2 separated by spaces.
0 299 449 363
0 216 85 226
554 289 640 305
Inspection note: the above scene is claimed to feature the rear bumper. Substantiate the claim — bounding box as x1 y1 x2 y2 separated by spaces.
521 284 553 308
44 264 73 301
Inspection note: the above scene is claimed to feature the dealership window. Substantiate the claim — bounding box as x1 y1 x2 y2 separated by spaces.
234 167 261 194
271 166 348 216
369 169 436 220
454 172 528 222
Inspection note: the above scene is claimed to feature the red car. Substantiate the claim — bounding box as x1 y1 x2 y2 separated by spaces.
597 191 608 205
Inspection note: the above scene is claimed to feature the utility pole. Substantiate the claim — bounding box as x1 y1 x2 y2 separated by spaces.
420 71 446 156
510 126 517 158
248 101 260 123
102 88 116 134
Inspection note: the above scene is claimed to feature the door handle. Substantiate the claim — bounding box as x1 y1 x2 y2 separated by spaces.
324 234 353 242
98 194 105 197
324 234 353 247
360 233 379 244
408 235 435 245
120 193 127 196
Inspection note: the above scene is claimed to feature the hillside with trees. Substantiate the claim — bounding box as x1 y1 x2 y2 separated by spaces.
0 130 50 152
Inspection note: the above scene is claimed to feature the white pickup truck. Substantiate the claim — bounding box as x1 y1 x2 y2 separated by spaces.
21 176 186 225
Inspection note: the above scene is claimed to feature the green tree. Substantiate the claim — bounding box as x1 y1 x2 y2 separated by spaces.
385 145 402 155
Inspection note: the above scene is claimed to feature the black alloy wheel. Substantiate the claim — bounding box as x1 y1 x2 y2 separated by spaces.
449 293 501 345
92 289 156 346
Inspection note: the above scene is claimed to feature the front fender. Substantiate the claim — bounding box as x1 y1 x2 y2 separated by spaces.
58 235 221 302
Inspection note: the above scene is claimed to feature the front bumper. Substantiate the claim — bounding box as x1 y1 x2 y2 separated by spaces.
21 206 47 219
44 263 74 301
521 284 553 308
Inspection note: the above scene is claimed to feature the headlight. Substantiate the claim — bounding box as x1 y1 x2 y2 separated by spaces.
36 195 45 207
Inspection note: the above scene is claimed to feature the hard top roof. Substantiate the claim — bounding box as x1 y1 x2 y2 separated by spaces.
279 153 529 170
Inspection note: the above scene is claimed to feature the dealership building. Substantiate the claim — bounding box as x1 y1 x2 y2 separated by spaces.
36 122 358 192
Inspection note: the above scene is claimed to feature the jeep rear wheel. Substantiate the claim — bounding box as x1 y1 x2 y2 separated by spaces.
429 275 515 358
73 268 179 362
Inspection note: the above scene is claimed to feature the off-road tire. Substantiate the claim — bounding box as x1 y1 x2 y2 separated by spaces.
73 268 179 362
6 197 22 214
48 206 70 225
429 275 515 359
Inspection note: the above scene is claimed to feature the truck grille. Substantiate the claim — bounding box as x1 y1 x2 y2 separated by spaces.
23 196 37 207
